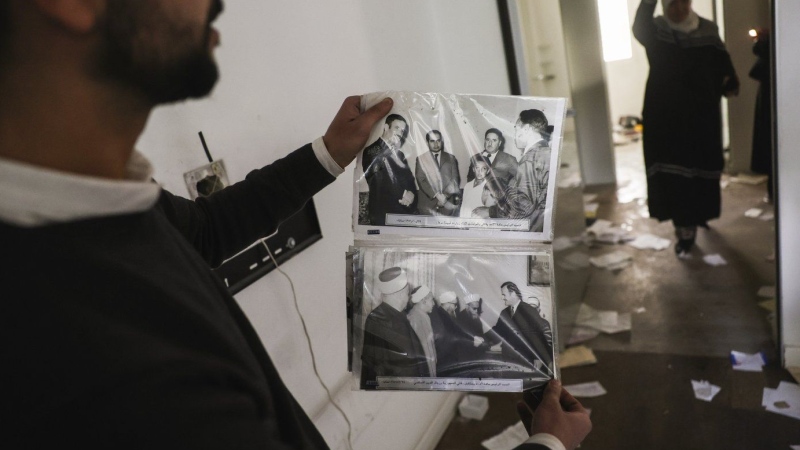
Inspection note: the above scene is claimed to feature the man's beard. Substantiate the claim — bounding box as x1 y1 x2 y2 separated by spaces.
93 0 223 105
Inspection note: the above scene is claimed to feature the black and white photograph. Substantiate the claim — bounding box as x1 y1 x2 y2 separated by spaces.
351 248 556 392
528 254 552 287
353 91 567 241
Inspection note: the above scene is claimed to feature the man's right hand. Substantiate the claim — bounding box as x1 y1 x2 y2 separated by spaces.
323 96 393 169
399 190 415 207
517 380 592 450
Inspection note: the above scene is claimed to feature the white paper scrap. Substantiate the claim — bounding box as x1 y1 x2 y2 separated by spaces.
559 252 591 271
567 326 601 345
763 382 800 421
759 212 775 221
703 254 728 266
720 179 730 189
583 193 598 203
730 350 767 372
745 208 763 218
634 307 647 314
553 236 577 252
587 219 613 235
575 304 632 334
563 381 607 398
758 286 776 298
590 251 633 269
691 380 721 402
481 422 529 450
627 234 671 251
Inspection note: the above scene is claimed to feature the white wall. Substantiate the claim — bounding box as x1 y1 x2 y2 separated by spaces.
775 0 800 369
135 1 510 449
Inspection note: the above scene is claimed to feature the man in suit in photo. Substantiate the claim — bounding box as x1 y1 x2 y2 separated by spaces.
467 128 518 186
487 281 554 373
415 130 461 216
361 114 417 225
494 110 551 232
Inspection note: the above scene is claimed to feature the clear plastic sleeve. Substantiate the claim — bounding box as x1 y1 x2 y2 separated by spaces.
353 91 567 242
349 247 559 392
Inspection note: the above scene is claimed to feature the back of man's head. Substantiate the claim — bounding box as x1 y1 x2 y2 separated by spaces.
518 109 548 135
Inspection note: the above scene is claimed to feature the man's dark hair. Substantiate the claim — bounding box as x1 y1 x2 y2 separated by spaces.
384 113 409 146
484 128 506 153
426 129 445 152
518 109 549 135
501 281 522 301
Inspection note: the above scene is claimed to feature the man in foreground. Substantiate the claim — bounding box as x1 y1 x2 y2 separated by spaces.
0 1 589 448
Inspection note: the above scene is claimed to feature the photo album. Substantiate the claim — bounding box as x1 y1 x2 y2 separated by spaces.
348 91 567 392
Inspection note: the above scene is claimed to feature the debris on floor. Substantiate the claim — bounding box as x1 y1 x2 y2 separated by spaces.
745 208 764 218
762 382 800 421
758 299 777 312
758 285 776 298
559 345 597 369
627 234 671 251
558 251 591 271
459 394 489 421
691 380 721 402
552 235 579 252
480 422 528 450
589 250 633 270
575 304 632 334
730 350 767 372
567 326 601 345
730 173 768 185
563 381 607 398
585 219 634 245
703 254 728 266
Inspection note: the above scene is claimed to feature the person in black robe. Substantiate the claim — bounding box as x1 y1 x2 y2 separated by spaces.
749 28 773 202
633 0 739 256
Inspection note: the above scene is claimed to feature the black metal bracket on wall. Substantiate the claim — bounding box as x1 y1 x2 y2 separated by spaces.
212 199 323 295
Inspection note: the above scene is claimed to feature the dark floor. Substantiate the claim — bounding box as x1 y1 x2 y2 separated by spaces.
436 143 799 450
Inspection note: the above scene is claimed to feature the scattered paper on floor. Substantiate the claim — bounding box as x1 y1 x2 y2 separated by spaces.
481 421 529 450
692 380 721 402
762 382 800 421
559 345 597 369
758 299 776 312
730 174 768 185
627 234 671 251
703 254 727 266
567 326 601 345
758 285 776 298
590 251 633 270
558 172 582 189
759 212 775 221
564 381 607 398
559 251 591 271
634 307 647 314
576 304 632 334
553 236 577 252
745 208 763 218
730 350 767 372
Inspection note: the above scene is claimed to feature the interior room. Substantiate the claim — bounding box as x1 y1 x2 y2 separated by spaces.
133 0 799 448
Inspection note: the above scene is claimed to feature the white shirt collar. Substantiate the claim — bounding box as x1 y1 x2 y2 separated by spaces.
0 151 161 227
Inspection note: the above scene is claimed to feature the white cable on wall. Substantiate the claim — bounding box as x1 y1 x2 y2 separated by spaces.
260 237 355 450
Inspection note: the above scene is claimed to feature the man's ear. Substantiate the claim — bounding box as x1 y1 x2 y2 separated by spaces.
33 0 105 34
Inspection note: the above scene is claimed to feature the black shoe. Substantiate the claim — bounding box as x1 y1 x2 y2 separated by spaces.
675 239 694 257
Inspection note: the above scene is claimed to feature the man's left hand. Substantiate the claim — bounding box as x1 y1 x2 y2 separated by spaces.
323 96 394 169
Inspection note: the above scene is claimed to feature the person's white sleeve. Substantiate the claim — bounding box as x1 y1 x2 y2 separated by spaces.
312 136 345 177
523 433 566 450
